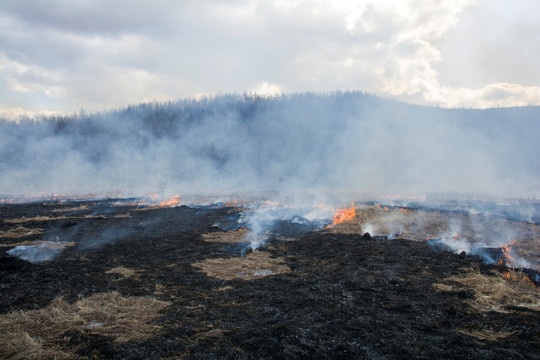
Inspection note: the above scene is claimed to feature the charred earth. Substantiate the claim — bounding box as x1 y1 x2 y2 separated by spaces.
1 199 539 359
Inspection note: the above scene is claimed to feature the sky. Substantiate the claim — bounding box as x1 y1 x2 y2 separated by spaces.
1 0 539 118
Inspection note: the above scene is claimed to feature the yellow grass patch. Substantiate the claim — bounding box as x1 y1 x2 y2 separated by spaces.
5 215 69 223
0 330 74 360
457 328 520 341
113 212 132 218
201 230 248 243
0 226 43 239
434 267 540 312
0 292 170 359
5 214 103 224
51 205 88 213
0 240 75 250
192 250 291 280
105 266 140 280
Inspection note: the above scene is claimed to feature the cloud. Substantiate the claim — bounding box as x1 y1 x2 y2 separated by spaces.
252 82 283 96
0 0 539 116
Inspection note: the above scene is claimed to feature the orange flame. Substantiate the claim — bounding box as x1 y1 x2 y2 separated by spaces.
502 270 535 286
157 195 181 207
328 203 356 227
498 239 517 266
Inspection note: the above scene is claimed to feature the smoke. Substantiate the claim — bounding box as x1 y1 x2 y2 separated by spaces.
239 201 333 251
1 92 539 202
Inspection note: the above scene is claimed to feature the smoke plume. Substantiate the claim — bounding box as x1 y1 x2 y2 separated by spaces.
1 92 539 201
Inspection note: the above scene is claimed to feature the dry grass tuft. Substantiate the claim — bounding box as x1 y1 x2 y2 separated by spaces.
202 230 248 243
0 330 75 359
457 328 520 341
192 251 291 280
0 226 43 239
113 212 132 218
0 240 75 249
0 292 170 359
434 267 540 312
0 240 35 248
5 214 103 224
105 266 140 279
52 205 88 213
5 215 69 223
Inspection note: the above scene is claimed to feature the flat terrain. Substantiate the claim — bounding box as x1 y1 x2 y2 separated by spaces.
0 200 539 359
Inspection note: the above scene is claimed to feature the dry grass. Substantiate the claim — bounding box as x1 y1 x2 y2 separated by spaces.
4 215 70 223
105 266 140 280
0 226 43 239
201 229 248 243
192 250 291 280
5 214 103 224
0 330 75 360
0 240 75 249
51 205 88 213
0 292 170 359
457 328 520 341
0 240 35 248
434 267 540 312
113 212 132 218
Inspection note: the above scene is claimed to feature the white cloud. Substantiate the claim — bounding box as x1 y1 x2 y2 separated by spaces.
424 82 540 108
251 82 283 97
0 0 539 116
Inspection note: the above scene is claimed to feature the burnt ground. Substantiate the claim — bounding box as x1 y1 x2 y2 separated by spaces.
0 200 539 359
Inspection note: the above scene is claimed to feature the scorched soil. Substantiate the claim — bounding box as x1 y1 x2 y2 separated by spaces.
0 200 539 359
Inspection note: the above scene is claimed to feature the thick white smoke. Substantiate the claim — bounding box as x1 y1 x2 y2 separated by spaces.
0 92 539 200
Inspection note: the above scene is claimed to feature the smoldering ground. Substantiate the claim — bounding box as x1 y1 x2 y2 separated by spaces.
1 199 539 359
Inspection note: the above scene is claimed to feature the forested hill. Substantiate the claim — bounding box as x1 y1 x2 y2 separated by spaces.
1 92 539 198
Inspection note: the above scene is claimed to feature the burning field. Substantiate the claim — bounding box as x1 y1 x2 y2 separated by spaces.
1 197 539 359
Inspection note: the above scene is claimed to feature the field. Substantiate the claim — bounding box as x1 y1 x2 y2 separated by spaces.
1 200 539 359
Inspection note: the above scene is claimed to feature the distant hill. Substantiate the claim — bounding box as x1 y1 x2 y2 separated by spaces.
1 92 539 198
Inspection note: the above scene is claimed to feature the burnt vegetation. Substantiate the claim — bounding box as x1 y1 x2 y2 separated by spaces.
0 200 539 359
1 93 540 358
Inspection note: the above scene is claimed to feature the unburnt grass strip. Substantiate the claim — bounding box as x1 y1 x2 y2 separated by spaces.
0 226 44 239
192 250 291 280
433 266 540 312
0 292 170 359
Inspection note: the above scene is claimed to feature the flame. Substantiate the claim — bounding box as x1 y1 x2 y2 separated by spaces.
502 270 536 287
328 203 356 227
498 239 517 266
156 195 181 207
399 208 408 213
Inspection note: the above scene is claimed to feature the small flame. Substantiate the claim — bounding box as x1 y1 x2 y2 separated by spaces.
498 239 517 266
502 269 536 287
156 195 181 207
328 203 356 227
